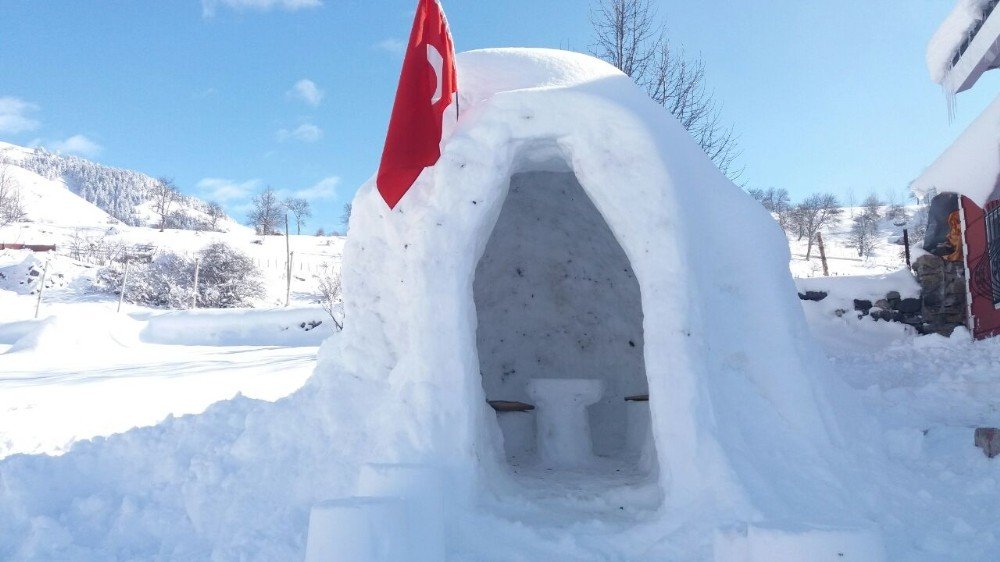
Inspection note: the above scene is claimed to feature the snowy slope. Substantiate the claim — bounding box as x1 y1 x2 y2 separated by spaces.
0 140 232 228
787 205 921 278
1 158 112 226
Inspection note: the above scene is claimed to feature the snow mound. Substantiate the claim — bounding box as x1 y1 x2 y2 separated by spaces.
912 93 1000 206
139 307 334 347
927 0 997 84
8 309 142 354
0 250 84 296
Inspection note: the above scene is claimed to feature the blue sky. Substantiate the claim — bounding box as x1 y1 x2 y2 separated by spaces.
1 0 997 232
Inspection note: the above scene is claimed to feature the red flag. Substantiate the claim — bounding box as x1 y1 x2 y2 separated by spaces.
376 0 458 209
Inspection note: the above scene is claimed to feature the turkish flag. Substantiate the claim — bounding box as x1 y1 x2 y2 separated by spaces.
376 0 458 209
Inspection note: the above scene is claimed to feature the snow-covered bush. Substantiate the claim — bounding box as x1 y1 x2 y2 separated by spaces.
97 242 264 308
315 264 344 330
195 242 265 308
0 161 26 226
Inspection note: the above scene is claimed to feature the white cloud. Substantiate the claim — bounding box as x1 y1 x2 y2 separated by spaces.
374 38 406 55
277 176 340 201
287 79 324 107
276 123 323 143
48 134 103 157
195 177 262 202
0 97 40 135
202 0 321 17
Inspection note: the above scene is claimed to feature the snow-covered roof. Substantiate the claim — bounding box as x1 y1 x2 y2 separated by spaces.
927 0 1000 93
912 93 1000 206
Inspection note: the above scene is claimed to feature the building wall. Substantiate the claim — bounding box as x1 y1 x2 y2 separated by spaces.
961 196 1000 338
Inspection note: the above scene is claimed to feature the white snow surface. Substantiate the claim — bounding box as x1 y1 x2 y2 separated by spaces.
927 0 996 84
912 93 1000 206
2 48 994 560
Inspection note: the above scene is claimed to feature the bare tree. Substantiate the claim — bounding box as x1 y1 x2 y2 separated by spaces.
206 201 226 232
284 197 312 235
340 202 352 231
862 193 884 220
316 265 344 330
748 187 793 232
849 213 878 259
151 177 180 232
590 0 659 80
796 193 843 260
247 186 284 235
315 227 326 237
590 0 742 180
0 159 26 226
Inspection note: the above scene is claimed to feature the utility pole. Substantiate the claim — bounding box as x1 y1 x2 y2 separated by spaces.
816 232 829 277
34 260 49 319
192 258 201 309
117 259 131 313
285 213 292 307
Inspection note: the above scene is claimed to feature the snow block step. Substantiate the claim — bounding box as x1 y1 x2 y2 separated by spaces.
356 463 447 562
304 497 407 562
714 523 886 562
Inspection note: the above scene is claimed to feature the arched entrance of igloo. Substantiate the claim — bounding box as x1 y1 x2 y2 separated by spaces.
474 167 653 476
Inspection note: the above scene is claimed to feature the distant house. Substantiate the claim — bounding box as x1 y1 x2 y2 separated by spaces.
913 1 1000 339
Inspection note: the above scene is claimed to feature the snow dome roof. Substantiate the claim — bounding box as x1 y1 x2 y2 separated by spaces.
912 94 1000 206
330 46 872 536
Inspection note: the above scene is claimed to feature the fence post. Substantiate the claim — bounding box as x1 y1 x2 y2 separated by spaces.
34 260 49 319
286 251 294 307
903 228 912 268
192 258 201 309
118 259 131 313
816 232 829 277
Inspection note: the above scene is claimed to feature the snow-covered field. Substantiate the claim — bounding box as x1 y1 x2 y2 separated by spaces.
786 205 916 278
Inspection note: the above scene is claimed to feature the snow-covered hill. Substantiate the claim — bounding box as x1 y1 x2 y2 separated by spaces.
0 140 224 228
786 205 924 278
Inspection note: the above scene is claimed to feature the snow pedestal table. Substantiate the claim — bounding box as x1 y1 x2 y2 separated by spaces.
526 378 604 467
304 464 447 562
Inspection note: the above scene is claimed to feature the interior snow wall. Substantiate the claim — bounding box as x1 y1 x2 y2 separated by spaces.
474 170 648 462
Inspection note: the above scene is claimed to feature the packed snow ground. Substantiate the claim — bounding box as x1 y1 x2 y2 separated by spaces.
3 265 1000 559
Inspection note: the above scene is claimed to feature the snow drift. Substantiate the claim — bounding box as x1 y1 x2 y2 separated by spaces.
0 48 882 560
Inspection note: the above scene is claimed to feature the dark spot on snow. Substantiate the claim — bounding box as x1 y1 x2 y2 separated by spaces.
472 200 478 205
628 340 635 347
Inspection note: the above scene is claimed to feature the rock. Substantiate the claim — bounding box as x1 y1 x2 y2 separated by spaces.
975 428 1000 459
898 298 921 314
797 291 828 302
854 299 873 313
886 291 901 301
874 299 890 310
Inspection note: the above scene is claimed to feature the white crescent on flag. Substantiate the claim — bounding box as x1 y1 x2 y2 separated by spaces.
427 43 444 105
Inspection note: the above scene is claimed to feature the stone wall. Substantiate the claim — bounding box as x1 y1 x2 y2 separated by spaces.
912 254 968 336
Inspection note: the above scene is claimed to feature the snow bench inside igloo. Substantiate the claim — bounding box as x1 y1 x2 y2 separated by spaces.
474 166 655 477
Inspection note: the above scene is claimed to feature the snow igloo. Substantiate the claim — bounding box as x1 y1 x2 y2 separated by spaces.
315 48 883 560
